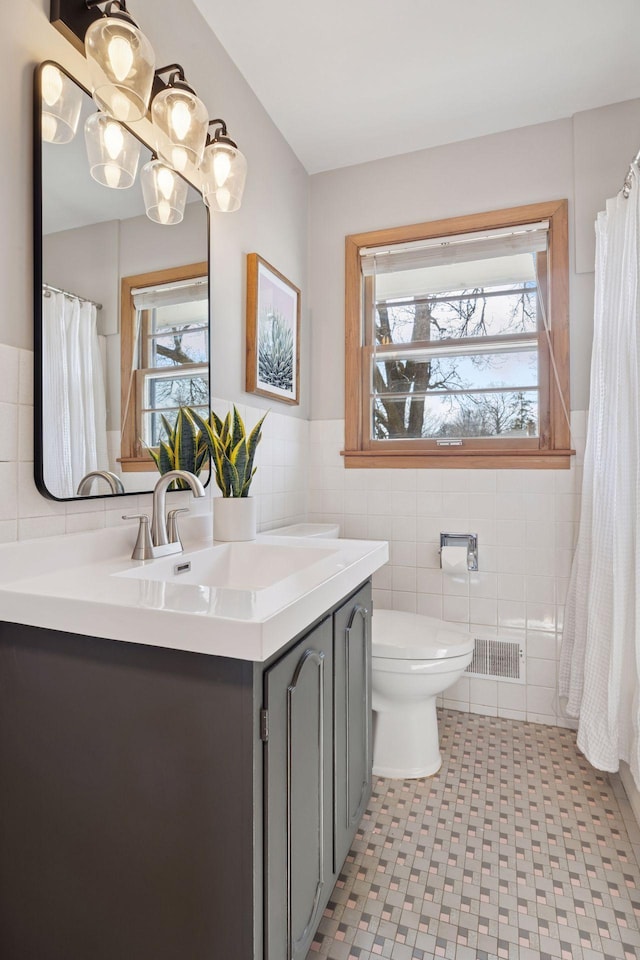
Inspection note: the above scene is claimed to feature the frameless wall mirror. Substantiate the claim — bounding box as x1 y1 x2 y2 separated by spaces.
34 61 210 500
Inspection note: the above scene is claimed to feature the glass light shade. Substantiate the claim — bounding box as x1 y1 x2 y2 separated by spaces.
41 64 83 144
201 142 247 213
85 15 155 122
141 159 188 225
84 112 141 189
151 86 209 172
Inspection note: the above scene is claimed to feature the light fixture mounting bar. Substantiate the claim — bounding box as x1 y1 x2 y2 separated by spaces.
50 0 103 54
155 64 186 81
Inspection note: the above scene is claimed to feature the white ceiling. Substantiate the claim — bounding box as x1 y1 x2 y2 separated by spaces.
193 0 640 174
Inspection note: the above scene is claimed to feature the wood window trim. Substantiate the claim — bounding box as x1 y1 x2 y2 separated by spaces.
344 200 572 469
119 261 208 472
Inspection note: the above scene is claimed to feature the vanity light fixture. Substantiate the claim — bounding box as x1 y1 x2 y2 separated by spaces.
40 62 83 143
84 111 141 188
151 65 209 173
84 0 155 122
49 1 248 218
201 120 247 213
141 156 188 225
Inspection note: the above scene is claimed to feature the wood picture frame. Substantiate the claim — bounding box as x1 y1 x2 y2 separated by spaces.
246 253 300 405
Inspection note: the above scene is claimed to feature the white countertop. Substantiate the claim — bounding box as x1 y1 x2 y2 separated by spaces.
0 519 388 662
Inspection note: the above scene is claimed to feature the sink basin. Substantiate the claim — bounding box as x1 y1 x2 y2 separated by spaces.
115 541 339 591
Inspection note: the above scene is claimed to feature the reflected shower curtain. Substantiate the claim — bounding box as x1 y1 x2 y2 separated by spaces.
42 291 108 498
560 165 640 785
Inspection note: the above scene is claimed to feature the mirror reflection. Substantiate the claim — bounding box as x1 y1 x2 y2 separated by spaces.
36 62 209 500
120 262 209 468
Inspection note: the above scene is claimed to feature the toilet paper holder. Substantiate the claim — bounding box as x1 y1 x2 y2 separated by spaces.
439 533 478 572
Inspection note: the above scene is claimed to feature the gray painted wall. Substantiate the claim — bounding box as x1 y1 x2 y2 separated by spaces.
3 0 639 428
308 101 640 419
4 0 310 418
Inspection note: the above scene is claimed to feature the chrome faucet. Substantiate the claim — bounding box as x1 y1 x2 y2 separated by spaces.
151 470 206 546
123 470 206 560
77 470 125 496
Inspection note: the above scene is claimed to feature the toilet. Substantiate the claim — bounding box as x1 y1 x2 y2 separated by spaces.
371 610 475 779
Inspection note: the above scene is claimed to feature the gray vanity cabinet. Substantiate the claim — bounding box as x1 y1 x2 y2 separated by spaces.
0 581 373 960
264 617 334 960
263 582 373 960
333 582 372 871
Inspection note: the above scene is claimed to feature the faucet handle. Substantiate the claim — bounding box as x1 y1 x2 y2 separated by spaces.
167 508 189 546
121 514 154 561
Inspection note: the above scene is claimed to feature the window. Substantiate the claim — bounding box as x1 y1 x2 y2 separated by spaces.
120 262 209 470
344 201 570 469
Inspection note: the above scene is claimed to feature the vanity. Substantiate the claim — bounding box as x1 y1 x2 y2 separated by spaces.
0 525 387 960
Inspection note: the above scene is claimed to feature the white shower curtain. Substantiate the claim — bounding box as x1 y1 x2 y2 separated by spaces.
42 291 109 498
560 164 640 785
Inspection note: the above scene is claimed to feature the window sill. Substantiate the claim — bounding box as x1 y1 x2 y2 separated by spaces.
117 456 158 474
341 449 574 470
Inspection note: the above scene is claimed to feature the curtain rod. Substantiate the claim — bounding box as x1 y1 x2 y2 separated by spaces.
622 149 640 199
42 282 103 311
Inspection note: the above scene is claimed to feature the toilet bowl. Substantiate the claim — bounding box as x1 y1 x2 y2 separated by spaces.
372 609 475 779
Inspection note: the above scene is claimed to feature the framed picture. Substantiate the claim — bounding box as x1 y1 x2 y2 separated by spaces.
246 253 300 405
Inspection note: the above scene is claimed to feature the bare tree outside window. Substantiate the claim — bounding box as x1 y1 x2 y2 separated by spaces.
372 283 538 441
141 304 209 446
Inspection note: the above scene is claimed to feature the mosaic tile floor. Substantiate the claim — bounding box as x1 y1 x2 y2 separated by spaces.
308 709 640 960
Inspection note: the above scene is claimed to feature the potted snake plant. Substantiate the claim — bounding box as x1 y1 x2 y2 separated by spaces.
188 404 267 541
146 407 211 489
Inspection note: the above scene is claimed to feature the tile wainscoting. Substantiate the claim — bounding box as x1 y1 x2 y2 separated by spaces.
0 344 307 543
0 341 586 729
307 416 587 730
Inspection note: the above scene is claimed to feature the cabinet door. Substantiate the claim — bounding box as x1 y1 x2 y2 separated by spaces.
264 618 333 960
333 583 372 871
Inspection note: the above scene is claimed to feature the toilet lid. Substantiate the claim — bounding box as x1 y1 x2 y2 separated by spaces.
372 609 475 660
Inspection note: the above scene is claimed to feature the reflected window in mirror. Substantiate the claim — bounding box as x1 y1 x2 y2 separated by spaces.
120 263 209 471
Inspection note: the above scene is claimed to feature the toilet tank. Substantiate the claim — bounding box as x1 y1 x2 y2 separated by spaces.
268 522 341 538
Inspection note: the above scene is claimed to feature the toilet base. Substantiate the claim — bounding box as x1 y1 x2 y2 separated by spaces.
372 694 441 780
372 757 442 780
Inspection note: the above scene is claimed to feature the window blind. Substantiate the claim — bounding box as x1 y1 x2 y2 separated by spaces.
360 222 549 276
132 278 208 311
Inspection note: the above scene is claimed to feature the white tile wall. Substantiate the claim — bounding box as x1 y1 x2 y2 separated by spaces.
308 415 587 730
0 342 587 731
0 347 308 545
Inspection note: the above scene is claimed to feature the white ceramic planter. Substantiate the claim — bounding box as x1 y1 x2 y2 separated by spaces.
213 497 257 542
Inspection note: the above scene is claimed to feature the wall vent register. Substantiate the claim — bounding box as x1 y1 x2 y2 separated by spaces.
466 637 524 683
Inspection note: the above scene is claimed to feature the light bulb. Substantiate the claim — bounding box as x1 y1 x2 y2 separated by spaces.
109 89 133 121
216 187 231 212
170 100 192 141
141 158 186 224
85 111 140 189
213 150 232 187
108 35 134 83
156 166 175 199
41 114 58 143
104 162 121 188
103 121 124 160
42 64 63 107
157 199 171 224
171 146 189 173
